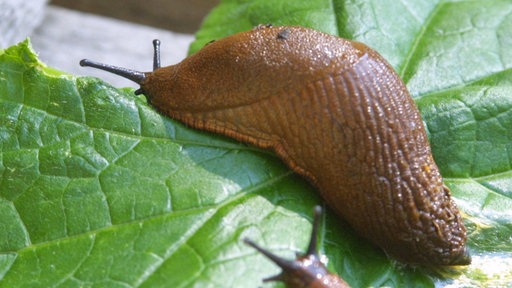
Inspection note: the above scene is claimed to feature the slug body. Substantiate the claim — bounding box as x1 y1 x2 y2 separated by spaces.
80 26 469 266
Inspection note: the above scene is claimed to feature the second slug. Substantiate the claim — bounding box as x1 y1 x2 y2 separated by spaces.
79 25 470 266
244 206 350 287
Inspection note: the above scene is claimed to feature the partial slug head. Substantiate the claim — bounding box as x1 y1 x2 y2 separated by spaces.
244 206 350 288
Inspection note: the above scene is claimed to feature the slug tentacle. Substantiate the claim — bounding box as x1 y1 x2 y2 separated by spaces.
306 205 322 256
79 38 164 95
152 39 161 70
79 59 146 84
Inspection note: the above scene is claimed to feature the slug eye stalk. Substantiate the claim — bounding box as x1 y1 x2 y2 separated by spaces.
79 59 146 84
80 38 163 95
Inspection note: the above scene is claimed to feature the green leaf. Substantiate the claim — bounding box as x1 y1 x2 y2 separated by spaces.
1 1 511 288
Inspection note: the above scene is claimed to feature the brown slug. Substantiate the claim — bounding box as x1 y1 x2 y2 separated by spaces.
244 206 350 288
79 25 470 266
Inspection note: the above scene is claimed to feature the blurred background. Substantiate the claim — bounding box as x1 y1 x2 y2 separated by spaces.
1 0 219 87
51 0 219 34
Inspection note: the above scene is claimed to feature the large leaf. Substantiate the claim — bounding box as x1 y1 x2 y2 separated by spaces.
1 1 511 288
